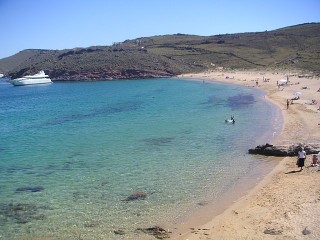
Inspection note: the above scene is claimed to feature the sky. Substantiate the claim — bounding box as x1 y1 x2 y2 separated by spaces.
0 0 319 59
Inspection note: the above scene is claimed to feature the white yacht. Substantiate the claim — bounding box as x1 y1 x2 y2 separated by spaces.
9 70 52 86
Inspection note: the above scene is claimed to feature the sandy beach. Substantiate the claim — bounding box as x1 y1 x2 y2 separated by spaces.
173 69 320 239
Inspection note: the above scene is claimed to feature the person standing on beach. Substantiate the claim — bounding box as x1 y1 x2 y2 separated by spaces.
287 99 290 109
297 147 306 171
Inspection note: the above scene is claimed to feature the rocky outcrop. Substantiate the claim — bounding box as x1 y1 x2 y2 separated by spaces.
2 24 320 80
248 143 320 156
48 69 174 81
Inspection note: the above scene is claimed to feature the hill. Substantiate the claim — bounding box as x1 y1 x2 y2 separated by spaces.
0 23 319 80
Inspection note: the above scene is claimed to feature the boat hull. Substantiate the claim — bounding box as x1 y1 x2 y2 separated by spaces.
9 70 52 86
10 78 52 86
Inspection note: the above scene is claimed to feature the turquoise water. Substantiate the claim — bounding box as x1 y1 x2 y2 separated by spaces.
0 78 282 239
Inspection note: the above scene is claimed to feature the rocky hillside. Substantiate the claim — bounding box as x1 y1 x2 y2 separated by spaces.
0 23 319 81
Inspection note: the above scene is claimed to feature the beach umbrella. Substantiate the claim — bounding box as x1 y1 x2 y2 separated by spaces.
278 79 288 85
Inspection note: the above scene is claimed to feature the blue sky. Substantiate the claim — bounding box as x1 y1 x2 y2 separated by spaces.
0 0 319 59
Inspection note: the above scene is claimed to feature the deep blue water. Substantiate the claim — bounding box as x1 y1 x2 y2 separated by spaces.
0 78 282 239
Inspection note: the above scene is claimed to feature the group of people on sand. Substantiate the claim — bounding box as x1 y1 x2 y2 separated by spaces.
296 147 320 171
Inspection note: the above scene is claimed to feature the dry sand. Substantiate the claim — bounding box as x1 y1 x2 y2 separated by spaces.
172 70 320 240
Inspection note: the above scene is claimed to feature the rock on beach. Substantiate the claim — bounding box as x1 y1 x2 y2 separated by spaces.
248 143 320 156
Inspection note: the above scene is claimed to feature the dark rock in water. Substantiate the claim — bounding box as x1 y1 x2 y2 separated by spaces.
144 137 174 146
136 226 171 239
84 221 101 228
249 143 320 156
228 94 255 109
123 192 147 201
16 186 44 193
0 203 46 224
197 201 209 206
114 229 125 235
263 228 283 235
45 101 142 126
72 191 89 202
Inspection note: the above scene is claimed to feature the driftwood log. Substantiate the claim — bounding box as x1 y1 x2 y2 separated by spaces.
248 143 320 156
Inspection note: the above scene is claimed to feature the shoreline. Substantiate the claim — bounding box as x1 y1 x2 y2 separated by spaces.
172 69 320 239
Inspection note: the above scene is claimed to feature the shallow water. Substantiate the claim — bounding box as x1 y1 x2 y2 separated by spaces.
0 78 282 239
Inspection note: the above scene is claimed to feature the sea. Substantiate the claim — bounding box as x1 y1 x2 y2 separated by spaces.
0 78 282 240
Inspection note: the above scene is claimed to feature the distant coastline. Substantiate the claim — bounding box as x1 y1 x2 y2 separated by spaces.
0 23 319 81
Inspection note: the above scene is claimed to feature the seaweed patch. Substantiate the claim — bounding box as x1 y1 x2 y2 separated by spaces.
143 137 174 146
44 101 142 126
227 94 255 109
15 186 44 193
0 203 47 224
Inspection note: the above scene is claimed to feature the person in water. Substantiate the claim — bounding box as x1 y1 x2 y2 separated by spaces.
231 115 235 124
225 116 235 124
